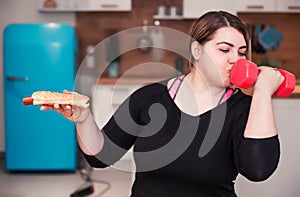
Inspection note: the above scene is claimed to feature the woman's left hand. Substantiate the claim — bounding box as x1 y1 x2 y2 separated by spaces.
253 66 284 96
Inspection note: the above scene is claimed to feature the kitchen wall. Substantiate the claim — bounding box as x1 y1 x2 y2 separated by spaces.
0 0 75 151
76 9 300 79
239 13 300 80
76 0 192 78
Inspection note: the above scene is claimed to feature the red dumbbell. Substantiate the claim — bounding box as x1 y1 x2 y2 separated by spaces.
230 59 296 98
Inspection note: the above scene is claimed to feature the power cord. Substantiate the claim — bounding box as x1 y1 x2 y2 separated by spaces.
70 154 111 197
79 167 111 197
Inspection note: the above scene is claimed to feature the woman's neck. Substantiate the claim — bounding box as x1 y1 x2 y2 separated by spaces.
188 69 225 95
184 69 226 110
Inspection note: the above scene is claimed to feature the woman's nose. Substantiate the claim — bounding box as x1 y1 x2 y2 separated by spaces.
229 52 242 66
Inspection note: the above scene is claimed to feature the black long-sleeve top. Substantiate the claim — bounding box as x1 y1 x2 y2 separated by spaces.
83 80 280 197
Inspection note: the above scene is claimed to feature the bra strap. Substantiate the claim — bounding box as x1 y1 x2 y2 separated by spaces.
218 86 236 105
168 75 235 104
168 75 185 100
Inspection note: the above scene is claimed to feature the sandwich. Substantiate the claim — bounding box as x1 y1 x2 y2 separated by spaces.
23 91 90 109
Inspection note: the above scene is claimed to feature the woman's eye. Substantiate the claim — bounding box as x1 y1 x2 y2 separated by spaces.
238 52 247 57
219 49 229 53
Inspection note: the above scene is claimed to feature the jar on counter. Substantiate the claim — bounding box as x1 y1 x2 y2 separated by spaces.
44 0 57 8
108 60 120 78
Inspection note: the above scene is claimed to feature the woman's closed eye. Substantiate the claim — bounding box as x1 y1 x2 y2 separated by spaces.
219 49 230 53
219 48 246 57
238 51 247 57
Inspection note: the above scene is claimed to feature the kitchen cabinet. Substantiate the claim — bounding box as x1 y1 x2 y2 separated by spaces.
276 0 300 13
93 77 167 127
93 83 141 127
183 0 237 19
39 0 132 12
236 0 300 13
235 0 276 12
87 0 131 11
183 0 300 18
236 98 300 197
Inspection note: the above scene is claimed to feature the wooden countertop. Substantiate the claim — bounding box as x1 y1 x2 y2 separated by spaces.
98 77 300 98
293 85 300 93
289 84 300 98
97 77 169 85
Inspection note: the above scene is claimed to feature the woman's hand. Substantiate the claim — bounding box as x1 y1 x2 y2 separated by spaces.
253 66 285 96
40 90 90 123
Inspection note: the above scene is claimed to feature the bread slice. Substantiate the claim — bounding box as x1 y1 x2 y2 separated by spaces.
31 91 89 109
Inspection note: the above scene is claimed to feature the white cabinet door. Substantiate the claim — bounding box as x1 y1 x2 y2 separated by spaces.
236 99 300 197
39 0 132 12
235 0 276 12
183 0 237 19
88 0 132 11
276 0 300 13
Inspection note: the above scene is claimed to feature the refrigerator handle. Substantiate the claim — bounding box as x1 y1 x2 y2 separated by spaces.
7 76 29 81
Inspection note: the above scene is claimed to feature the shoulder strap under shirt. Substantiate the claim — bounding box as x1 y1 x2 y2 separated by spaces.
168 75 236 104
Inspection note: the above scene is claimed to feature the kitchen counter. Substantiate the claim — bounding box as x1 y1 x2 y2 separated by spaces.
98 78 300 98
97 77 169 85
288 84 300 98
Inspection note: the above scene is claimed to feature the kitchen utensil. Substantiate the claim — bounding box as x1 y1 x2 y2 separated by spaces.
43 0 57 8
170 6 178 17
157 6 166 16
136 20 153 52
258 26 281 50
252 24 266 54
150 20 165 61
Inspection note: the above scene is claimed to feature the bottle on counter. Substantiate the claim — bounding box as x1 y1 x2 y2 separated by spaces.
175 57 184 76
108 60 120 78
86 45 95 69
150 20 165 61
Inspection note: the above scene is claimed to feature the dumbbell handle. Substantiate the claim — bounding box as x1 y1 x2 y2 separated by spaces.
275 69 296 97
230 59 296 97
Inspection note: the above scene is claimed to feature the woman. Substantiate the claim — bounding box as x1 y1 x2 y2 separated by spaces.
43 11 283 196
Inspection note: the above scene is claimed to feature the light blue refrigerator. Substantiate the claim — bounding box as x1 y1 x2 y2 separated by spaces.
4 23 77 171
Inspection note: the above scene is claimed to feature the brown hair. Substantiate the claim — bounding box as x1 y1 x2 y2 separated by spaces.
189 11 251 65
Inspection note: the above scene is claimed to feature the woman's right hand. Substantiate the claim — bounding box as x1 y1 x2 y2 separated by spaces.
40 90 90 123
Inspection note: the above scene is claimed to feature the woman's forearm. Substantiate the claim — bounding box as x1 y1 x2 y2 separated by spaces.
244 91 278 138
76 110 104 155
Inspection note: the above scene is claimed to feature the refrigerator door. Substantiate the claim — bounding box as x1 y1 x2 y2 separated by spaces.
4 23 77 171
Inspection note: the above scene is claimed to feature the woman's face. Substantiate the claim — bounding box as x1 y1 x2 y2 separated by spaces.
192 27 247 87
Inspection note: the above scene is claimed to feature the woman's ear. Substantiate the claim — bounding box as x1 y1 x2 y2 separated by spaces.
191 41 202 61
